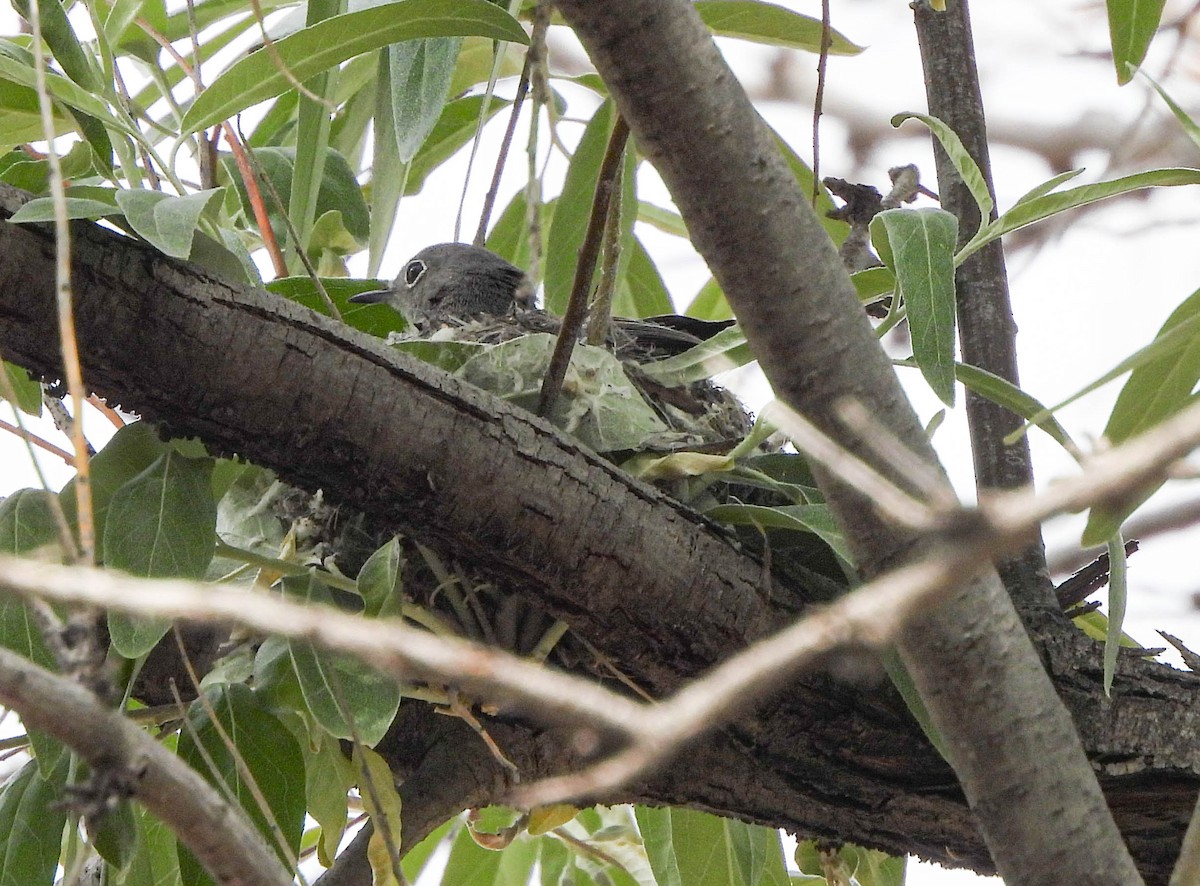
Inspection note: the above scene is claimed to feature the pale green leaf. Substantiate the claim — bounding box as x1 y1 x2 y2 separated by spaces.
1082 286 1200 544
114 188 224 259
0 756 69 886
1 362 41 416
357 537 405 618
0 53 132 137
874 207 958 405
285 575 401 746
105 452 217 656
706 502 851 566
1107 0 1167 83
8 196 120 223
696 0 863 55
684 277 734 322
176 684 306 881
892 112 992 233
180 0 527 135
1140 69 1200 151
638 325 750 386
637 806 790 886
545 100 614 315
389 37 462 162
960 168 1200 263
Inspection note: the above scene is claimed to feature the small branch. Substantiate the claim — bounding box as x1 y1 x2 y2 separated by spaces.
0 646 291 886
4 395 1200 811
0 417 74 464
474 62 531 246
536 114 630 417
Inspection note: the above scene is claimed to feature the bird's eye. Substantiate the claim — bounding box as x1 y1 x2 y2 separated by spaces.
403 260 427 288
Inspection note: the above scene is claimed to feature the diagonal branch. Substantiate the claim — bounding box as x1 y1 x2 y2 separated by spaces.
549 1 1143 882
0 646 291 886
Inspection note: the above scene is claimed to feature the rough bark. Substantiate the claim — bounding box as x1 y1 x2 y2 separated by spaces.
549 1 1143 882
913 0 1056 615
0 184 1197 882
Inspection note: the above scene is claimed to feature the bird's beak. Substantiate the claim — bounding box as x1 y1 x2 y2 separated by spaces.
348 288 392 305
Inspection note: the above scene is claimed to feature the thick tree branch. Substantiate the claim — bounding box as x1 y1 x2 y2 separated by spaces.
1 186 1197 880
913 0 1056 614
550 1 1143 882
0 647 290 886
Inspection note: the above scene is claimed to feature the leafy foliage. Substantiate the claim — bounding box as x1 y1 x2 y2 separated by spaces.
0 0 1197 882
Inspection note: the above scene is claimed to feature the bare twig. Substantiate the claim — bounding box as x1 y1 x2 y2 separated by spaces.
3 395 1200 810
28 0 93 563
0 646 291 886
537 114 630 417
475 61 531 246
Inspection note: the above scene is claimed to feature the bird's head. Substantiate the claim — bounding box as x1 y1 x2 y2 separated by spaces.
350 243 532 332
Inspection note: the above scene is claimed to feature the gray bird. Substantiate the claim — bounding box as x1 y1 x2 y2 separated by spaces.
349 243 534 332
350 242 732 356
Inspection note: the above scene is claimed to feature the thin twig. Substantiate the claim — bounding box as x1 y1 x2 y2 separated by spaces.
0 417 74 465
474 61 531 246
28 0 93 563
811 0 832 204
536 114 630 417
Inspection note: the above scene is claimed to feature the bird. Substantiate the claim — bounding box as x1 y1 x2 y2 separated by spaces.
349 242 734 359
350 242 749 452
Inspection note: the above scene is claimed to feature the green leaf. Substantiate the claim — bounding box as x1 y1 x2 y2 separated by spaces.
284 575 401 747
1082 286 1200 544
180 0 528 135
357 538 405 618
105 452 217 657
638 201 689 239
108 802 181 886
873 207 958 405
684 277 734 322
0 53 132 138
960 167 1200 264
930 361 1075 452
92 801 140 877
0 490 67 773
8 195 120 223
61 421 169 552
892 112 992 235
403 93 513 196
269 276 409 336
222 146 370 246
636 806 790 886
638 325 750 386
545 100 615 315
176 684 306 883
1140 69 1200 151
389 37 462 162
103 0 149 47
304 731 354 867
795 840 905 886
11 0 100 90
705 502 851 567
114 189 224 259
369 49 405 277
0 755 69 886
850 266 896 306
0 77 74 150
1107 0 1166 83
0 489 60 555
695 1 863 55
1010 168 1086 207
617 234 675 319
